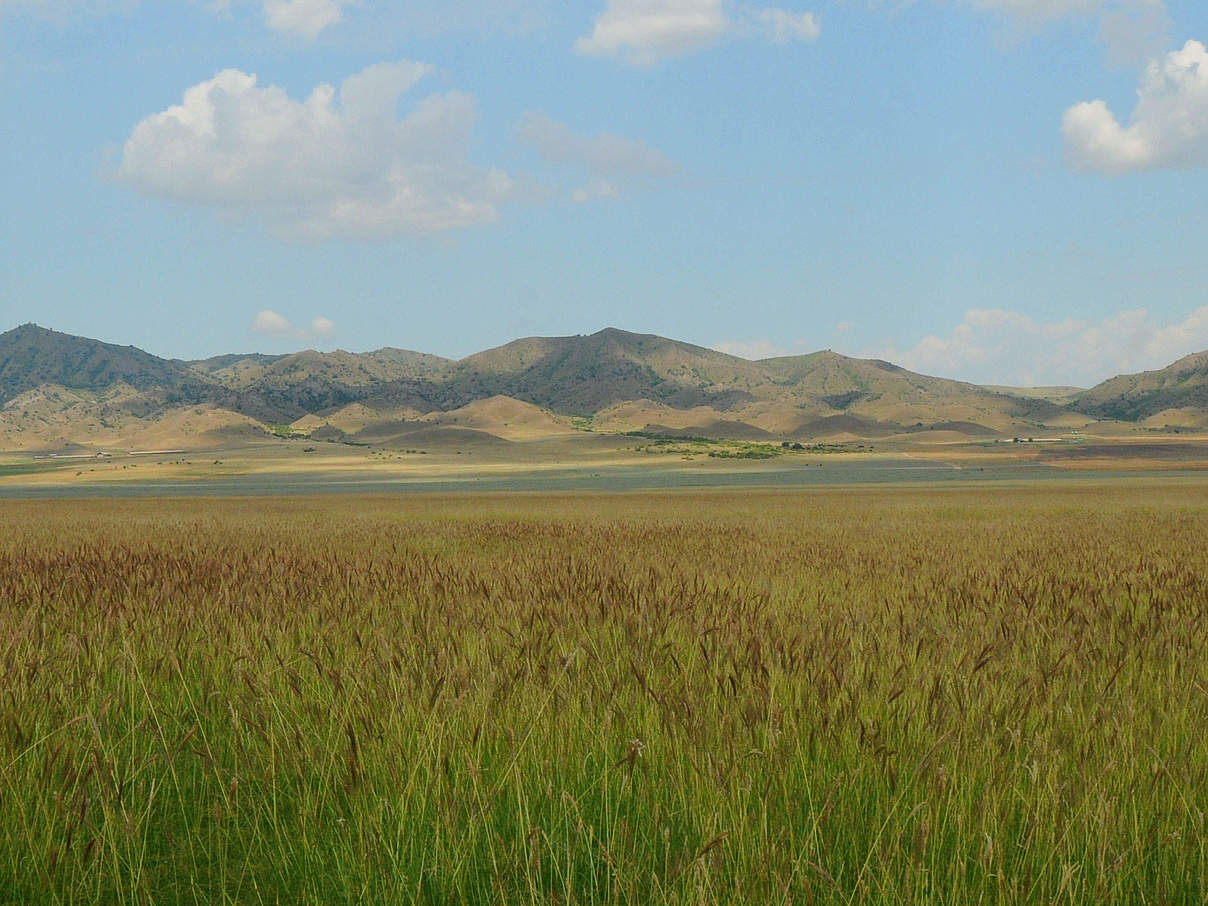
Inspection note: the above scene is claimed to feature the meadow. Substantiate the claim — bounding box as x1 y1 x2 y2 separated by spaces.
1 484 1206 904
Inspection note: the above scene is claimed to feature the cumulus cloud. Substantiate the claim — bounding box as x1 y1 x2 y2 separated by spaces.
208 0 353 39
576 0 819 66
1063 40 1208 173
515 111 679 201
116 61 513 241
877 306 1208 386
259 0 351 39
576 0 728 64
251 310 336 342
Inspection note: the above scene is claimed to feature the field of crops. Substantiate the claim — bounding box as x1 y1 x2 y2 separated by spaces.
2 485 1207 904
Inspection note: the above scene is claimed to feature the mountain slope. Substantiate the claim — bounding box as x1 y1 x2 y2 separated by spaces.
11 322 1188 451
204 349 452 420
757 350 1084 432
0 325 308 427
442 328 767 415
0 324 214 405
203 348 451 391
1075 352 1208 422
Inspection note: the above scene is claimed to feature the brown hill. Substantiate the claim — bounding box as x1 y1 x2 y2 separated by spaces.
196 348 452 420
203 348 450 391
0 381 263 451
186 353 285 378
1074 352 1208 423
757 351 1083 433
418 396 576 441
13 323 1202 452
0 324 214 406
442 328 767 415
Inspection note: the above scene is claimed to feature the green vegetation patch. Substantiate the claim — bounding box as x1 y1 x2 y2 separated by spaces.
267 423 315 439
705 445 779 459
629 433 790 460
0 460 72 478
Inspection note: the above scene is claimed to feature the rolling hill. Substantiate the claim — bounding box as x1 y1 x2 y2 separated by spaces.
442 328 769 414
0 324 211 405
1074 351 1208 425
4 322 1207 450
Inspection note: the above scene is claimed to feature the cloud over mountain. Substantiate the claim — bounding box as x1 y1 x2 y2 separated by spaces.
879 305 1208 387
116 61 513 240
251 310 335 342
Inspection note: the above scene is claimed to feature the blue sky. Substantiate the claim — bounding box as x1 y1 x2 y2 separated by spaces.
2 0 1207 386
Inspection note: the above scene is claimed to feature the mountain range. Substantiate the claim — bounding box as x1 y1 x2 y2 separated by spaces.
1 323 1205 452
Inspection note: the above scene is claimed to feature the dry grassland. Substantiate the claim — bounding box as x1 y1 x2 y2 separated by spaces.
1 486 1206 904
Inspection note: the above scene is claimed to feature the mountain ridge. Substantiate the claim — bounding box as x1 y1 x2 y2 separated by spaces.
3 322 1205 449
1072 351 1208 422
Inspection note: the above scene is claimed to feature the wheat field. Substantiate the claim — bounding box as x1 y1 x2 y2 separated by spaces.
1 485 1206 904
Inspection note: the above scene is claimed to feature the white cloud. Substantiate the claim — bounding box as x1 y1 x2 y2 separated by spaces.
1063 40 1208 173
576 0 728 65
116 62 513 241
754 8 819 43
309 315 335 338
876 306 1208 386
713 339 790 359
260 0 351 39
250 310 294 338
251 310 336 342
576 0 819 66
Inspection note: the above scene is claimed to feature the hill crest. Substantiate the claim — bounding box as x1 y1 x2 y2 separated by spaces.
5 322 1208 448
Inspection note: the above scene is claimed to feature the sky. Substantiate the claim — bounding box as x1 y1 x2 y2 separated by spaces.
1 0 1207 387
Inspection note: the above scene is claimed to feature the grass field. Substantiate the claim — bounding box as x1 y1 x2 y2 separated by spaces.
2 486 1206 904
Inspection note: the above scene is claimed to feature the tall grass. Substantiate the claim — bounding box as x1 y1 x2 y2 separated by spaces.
1 485 1206 904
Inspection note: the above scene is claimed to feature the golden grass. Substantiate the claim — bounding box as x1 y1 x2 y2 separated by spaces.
1 486 1206 904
